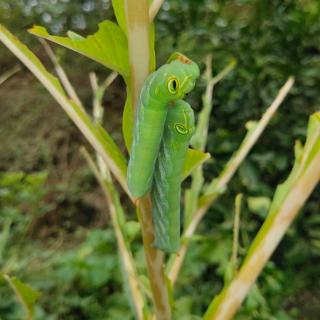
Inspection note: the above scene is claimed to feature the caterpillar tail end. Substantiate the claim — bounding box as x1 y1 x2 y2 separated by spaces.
127 174 151 198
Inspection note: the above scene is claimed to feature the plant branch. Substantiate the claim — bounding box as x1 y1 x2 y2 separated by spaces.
205 76 295 195
231 194 242 275
125 2 171 319
39 39 84 110
0 64 21 85
168 76 295 284
89 71 118 129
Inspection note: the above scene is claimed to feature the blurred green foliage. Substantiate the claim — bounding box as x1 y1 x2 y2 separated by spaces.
1 0 320 319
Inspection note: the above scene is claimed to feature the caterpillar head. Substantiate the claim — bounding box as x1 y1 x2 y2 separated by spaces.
150 53 200 102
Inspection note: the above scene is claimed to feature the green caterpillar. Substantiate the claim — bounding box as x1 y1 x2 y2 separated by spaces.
127 53 199 197
151 100 195 253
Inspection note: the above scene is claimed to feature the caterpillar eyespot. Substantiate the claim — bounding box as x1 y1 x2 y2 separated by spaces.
167 78 179 94
175 123 189 135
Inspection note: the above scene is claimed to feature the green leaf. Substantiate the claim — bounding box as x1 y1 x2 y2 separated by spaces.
124 221 141 242
4 275 41 319
269 112 320 215
0 25 128 192
111 0 127 35
29 20 129 77
122 88 134 151
0 219 12 262
182 149 210 181
247 196 271 218
95 123 128 178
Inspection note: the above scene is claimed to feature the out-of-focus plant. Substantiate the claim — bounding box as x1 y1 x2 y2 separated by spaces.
0 171 46 319
0 1 319 320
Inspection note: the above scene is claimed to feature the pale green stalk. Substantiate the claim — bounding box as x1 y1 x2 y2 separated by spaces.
125 2 171 319
168 77 294 285
125 0 150 109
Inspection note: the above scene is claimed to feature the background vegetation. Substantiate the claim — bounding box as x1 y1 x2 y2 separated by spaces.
0 0 319 319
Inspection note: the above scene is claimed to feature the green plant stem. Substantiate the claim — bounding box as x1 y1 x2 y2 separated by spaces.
168 76 294 285
203 142 320 320
231 194 242 275
125 2 171 319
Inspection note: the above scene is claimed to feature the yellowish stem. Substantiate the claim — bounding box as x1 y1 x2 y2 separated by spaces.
125 0 150 111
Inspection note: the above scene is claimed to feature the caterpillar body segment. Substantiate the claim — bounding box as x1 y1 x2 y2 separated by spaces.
151 100 195 253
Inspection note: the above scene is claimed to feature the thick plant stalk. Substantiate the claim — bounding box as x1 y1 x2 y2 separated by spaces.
125 0 150 109
81 147 145 320
168 77 295 284
204 137 320 319
125 1 171 319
